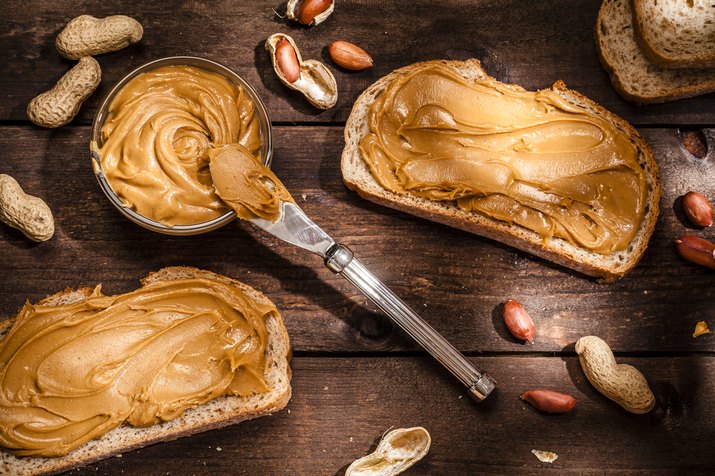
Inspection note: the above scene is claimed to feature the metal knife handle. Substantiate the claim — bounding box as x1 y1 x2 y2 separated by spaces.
325 243 496 401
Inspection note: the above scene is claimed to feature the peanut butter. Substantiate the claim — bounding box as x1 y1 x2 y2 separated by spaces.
97 65 262 225
359 63 647 254
209 144 295 222
0 277 272 457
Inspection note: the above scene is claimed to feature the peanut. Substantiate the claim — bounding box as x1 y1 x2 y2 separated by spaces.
675 235 715 269
275 38 301 83
27 56 101 128
298 0 333 25
0 174 54 242
575 336 655 414
328 41 374 71
266 33 337 109
503 299 535 344
680 129 708 159
520 389 576 413
56 15 143 60
682 191 714 227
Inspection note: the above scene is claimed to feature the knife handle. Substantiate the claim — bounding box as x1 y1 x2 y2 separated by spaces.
325 243 496 401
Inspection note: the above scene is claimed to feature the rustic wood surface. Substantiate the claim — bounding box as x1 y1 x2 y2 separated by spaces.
1 0 714 474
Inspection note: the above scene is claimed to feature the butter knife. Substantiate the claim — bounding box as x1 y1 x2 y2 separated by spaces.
248 200 496 401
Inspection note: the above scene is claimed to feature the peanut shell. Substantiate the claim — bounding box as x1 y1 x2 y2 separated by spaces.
265 33 337 109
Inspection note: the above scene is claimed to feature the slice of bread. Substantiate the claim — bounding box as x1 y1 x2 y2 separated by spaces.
596 0 715 103
341 59 661 282
632 0 715 68
0 267 292 476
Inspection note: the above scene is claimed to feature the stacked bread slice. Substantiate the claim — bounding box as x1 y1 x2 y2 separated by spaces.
596 0 715 103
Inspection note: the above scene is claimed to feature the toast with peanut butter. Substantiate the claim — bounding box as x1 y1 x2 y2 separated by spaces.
341 59 660 282
0 267 292 475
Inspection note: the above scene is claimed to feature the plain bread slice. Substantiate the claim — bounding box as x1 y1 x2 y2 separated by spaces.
632 0 715 68
596 0 715 103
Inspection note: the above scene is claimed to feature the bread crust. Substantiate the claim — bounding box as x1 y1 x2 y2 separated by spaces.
341 59 661 282
595 0 715 103
632 0 715 69
0 267 292 476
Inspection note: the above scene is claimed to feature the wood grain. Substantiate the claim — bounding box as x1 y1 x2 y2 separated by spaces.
1 2 714 473
62 356 715 475
1 0 713 126
0 126 713 354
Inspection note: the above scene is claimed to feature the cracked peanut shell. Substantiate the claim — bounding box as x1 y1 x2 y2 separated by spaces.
265 33 337 109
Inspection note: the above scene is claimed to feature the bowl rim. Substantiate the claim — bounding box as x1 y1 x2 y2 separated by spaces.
90 55 273 236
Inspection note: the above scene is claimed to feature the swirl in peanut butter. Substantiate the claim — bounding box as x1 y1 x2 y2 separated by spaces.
0 277 272 457
97 65 262 225
359 63 647 254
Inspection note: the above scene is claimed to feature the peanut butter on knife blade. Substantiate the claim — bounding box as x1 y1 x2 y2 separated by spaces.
209 144 295 222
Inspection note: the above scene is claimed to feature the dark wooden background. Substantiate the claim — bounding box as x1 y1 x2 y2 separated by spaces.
1 1 714 474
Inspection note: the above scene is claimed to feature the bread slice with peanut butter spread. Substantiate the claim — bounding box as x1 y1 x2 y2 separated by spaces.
341 59 660 282
0 267 292 475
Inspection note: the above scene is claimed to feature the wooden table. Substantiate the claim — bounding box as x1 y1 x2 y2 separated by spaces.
1 1 714 474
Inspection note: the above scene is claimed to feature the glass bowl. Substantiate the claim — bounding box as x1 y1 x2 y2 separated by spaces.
90 56 273 235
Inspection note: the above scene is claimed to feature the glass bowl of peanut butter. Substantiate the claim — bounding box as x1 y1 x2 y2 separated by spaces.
91 56 272 235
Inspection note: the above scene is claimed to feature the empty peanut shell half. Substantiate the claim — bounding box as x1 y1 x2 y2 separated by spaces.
345 427 431 476
286 0 334 26
265 33 337 109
